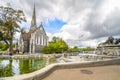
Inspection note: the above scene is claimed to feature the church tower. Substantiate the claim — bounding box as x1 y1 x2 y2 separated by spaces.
29 4 37 32
19 4 48 53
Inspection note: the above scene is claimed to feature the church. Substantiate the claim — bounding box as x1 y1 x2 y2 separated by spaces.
19 5 48 53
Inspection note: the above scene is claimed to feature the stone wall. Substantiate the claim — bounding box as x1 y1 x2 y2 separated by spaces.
35 45 43 53
3 58 120 80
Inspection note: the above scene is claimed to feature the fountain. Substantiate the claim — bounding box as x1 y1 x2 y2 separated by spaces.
97 36 120 56
57 46 118 63
57 51 100 63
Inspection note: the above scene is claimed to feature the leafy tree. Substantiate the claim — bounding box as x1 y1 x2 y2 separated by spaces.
79 47 94 51
0 43 9 51
0 6 26 54
69 46 94 52
42 46 49 54
71 46 79 52
42 37 68 54
57 39 68 52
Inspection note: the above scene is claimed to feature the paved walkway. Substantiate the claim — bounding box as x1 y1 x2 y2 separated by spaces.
43 65 120 80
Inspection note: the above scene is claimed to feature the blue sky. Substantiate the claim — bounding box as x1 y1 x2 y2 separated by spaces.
19 18 66 33
42 18 66 33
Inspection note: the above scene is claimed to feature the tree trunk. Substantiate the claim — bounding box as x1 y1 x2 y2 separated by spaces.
9 39 13 55
9 27 14 55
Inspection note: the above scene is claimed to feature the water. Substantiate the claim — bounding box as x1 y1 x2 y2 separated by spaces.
57 53 116 63
0 58 46 77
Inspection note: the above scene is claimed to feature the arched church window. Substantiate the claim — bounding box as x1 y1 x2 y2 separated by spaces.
44 38 46 46
43 37 44 46
38 36 40 45
41 35 43 45
40 35 41 45
42 36 44 45
35 37 37 44
37 37 38 44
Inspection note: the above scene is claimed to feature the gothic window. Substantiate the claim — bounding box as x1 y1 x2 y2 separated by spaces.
43 38 45 46
36 36 39 45
41 35 43 45
40 35 41 45
45 39 47 46
42 37 44 45
43 38 44 45
43 39 45 46
37 36 39 45
36 37 37 44
44 38 46 46
38 36 40 45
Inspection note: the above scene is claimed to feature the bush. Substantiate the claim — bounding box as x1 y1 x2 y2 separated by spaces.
42 46 52 54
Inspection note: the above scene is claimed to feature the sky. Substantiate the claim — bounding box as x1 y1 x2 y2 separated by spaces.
0 0 120 47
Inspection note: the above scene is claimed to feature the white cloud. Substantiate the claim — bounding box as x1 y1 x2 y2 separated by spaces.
1 0 120 47
46 32 53 41
14 32 20 40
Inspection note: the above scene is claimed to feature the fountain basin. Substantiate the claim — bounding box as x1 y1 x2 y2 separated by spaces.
0 58 46 77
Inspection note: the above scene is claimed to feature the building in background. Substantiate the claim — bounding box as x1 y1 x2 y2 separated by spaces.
19 5 48 53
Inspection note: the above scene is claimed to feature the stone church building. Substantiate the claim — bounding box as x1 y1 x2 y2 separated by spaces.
19 5 48 53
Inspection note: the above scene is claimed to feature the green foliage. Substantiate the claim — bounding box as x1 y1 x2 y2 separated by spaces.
42 46 52 54
70 46 94 52
0 43 9 51
70 46 79 52
42 37 68 54
0 6 26 52
79 47 94 51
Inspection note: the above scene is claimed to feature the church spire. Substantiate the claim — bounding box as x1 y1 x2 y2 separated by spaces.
30 4 37 32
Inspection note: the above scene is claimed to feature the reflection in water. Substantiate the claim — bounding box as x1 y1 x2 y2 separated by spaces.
12 60 19 75
0 60 9 68
0 58 46 77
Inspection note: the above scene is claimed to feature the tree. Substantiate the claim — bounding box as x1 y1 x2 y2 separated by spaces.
57 38 68 52
0 43 9 51
52 36 59 43
0 6 26 54
71 46 79 52
42 37 68 54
